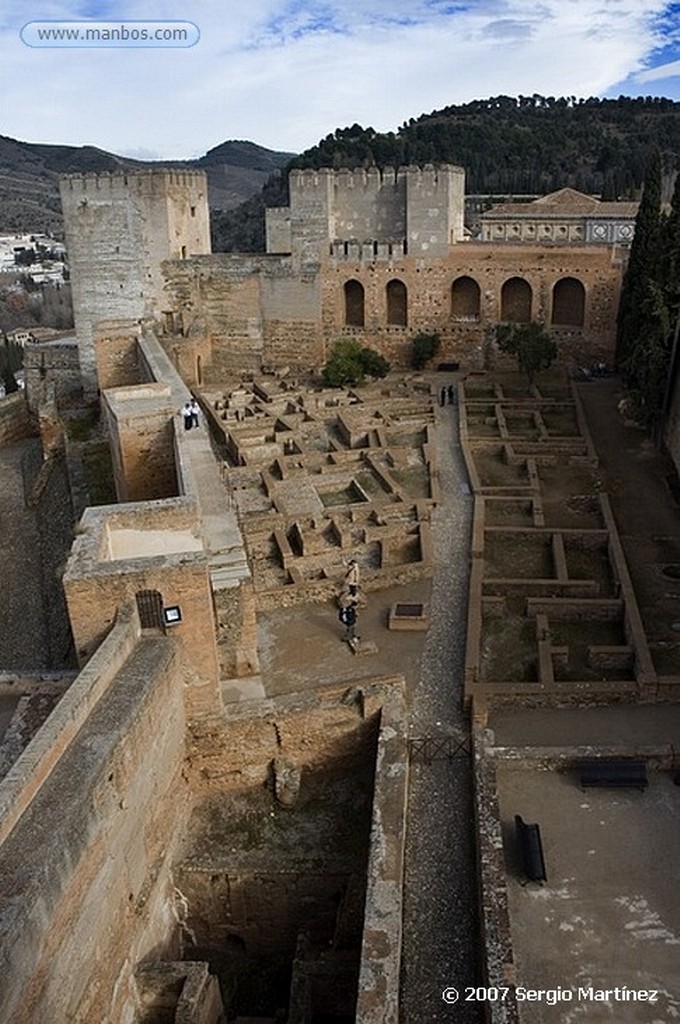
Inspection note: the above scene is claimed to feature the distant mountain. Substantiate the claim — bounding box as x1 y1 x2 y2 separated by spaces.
0 135 294 236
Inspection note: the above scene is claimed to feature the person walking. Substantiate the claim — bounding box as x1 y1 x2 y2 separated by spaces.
439 386 447 407
190 398 200 428
345 558 360 598
339 601 359 646
447 384 455 405
181 401 193 431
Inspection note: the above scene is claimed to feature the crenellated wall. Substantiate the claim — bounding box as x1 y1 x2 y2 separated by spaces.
60 170 211 395
268 164 465 262
0 610 190 1024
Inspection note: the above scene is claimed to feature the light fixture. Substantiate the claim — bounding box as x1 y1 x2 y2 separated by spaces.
163 605 182 626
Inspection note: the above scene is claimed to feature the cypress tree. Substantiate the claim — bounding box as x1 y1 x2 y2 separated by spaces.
615 148 662 367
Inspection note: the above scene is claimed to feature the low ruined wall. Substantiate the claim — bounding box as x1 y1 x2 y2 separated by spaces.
0 392 35 445
356 685 409 1024
0 620 189 1024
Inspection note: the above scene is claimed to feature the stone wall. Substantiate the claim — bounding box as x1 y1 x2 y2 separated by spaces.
103 383 178 502
0 392 34 445
59 170 211 395
63 498 221 717
0 611 189 1024
23 339 81 413
161 242 623 376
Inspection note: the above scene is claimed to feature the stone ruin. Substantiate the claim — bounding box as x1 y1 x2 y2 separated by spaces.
204 374 437 608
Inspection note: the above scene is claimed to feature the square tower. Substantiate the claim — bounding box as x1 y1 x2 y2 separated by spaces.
60 170 211 395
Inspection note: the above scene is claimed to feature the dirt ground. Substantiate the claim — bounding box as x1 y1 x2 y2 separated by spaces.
577 377 680 678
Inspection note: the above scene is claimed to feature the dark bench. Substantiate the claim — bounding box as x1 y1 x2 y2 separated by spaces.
515 814 547 884
578 759 647 790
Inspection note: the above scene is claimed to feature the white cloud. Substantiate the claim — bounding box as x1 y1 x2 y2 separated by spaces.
636 58 680 81
0 0 676 157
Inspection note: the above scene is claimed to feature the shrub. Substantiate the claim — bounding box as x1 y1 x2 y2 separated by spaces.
496 322 557 383
322 340 390 387
411 332 441 369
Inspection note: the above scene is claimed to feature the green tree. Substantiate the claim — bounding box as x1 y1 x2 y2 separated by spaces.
357 346 390 379
616 148 662 367
322 340 390 387
496 322 557 383
622 278 671 431
411 332 441 370
0 340 23 394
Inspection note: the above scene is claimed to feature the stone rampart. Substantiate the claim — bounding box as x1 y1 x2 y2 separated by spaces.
0 392 34 445
23 339 81 412
0 620 188 1023
60 169 211 395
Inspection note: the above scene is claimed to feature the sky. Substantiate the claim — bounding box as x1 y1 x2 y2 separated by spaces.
1 0 679 159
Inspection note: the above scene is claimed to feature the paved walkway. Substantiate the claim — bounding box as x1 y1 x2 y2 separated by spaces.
400 385 482 1024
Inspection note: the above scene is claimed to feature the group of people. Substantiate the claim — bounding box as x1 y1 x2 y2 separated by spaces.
439 384 455 406
181 399 201 431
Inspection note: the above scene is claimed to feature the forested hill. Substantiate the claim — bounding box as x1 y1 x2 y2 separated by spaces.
212 95 680 251
295 96 680 196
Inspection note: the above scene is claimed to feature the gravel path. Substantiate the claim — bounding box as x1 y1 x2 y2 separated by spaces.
400 387 483 1024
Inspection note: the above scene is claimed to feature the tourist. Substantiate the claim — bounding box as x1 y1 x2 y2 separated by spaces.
440 386 446 407
447 384 455 404
190 398 200 428
181 401 193 431
339 601 359 645
345 558 360 598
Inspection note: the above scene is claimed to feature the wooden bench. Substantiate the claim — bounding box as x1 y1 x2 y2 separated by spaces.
515 814 547 884
578 759 647 791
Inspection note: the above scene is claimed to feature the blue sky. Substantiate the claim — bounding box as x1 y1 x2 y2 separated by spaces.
1 0 679 158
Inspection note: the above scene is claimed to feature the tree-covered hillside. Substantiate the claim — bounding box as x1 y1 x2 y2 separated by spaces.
212 95 680 251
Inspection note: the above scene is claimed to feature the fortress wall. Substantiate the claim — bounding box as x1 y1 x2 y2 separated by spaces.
93 322 144 391
0 607 140 847
322 243 623 368
23 339 81 413
59 171 211 395
330 166 407 242
0 632 189 1024
0 392 34 445
161 242 622 378
103 383 178 503
406 164 466 254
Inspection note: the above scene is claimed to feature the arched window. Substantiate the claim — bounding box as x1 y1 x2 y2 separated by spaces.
500 277 532 323
386 279 407 326
344 280 365 327
451 276 481 320
551 277 585 327
136 590 165 630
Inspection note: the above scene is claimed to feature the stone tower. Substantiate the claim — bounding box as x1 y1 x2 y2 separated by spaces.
60 169 211 395
265 164 465 262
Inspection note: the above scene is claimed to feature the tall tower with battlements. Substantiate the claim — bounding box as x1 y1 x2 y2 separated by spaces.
266 164 465 262
60 170 211 395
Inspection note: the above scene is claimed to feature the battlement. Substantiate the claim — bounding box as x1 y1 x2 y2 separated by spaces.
60 168 208 195
275 163 466 259
405 163 465 188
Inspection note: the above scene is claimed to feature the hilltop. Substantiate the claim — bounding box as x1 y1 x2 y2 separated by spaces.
212 94 680 251
0 136 293 236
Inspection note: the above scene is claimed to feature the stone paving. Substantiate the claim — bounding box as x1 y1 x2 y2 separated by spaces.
400 386 483 1024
